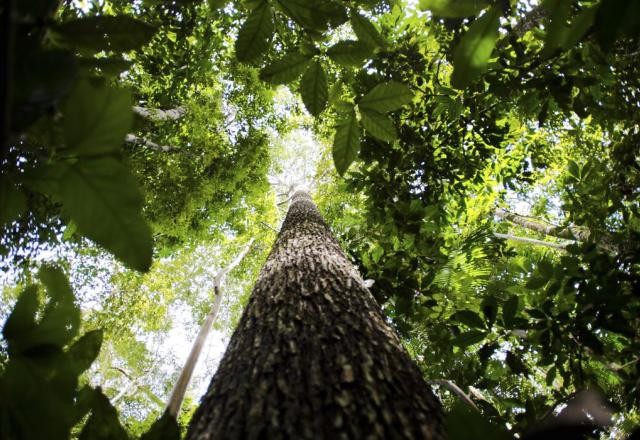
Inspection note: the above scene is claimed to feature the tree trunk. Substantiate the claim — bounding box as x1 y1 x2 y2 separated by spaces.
187 191 444 439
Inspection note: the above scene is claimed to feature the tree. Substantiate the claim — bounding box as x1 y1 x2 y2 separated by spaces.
187 191 444 439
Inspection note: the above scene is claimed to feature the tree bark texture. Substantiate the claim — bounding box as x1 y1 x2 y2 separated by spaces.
187 191 444 439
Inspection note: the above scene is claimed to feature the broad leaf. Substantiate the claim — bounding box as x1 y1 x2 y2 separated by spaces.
68 330 103 374
326 40 373 66
451 310 485 329
54 16 157 52
276 0 346 31
57 157 152 272
452 330 487 347
350 12 386 47
2 286 39 343
506 351 530 375
332 109 360 176
79 388 129 440
140 413 181 440
78 57 132 77
541 0 572 56
235 2 274 62
502 296 519 327
62 80 132 156
451 5 502 89
259 52 312 84
359 108 397 142
358 81 413 112
419 0 489 17
300 60 328 116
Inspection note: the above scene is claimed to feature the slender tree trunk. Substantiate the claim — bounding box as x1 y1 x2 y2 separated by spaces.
132 106 186 121
166 239 255 417
187 191 444 439
124 134 176 152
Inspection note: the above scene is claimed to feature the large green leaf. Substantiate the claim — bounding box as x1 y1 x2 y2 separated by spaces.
451 5 502 89
451 330 487 347
57 157 152 272
332 109 361 176
2 286 39 343
451 310 485 329
326 40 373 66
350 12 386 47
54 16 157 52
79 388 129 440
235 2 274 62
359 108 397 142
358 81 413 112
68 330 103 375
300 60 328 116
541 0 572 56
259 52 312 84
62 80 132 156
276 0 346 30
419 0 488 17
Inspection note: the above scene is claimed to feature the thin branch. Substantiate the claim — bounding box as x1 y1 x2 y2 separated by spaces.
430 379 479 411
125 133 177 152
493 232 569 250
132 106 186 121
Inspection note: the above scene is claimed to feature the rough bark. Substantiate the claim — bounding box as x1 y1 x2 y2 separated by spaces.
187 191 444 439
166 239 255 417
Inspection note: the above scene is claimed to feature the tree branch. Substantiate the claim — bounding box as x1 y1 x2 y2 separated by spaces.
430 379 479 411
125 133 177 152
493 232 569 250
132 106 186 122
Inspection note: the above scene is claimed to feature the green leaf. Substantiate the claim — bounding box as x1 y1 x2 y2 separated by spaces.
537 259 554 278
54 16 157 52
505 351 530 375
259 52 312 84
326 40 373 66
276 0 346 30
502 296 519 327
68 330 103 374
36 265 80 347
0 180 27 226
452 330 487 347
359 108 397 142
2 285 39 342
451 310 485 329
235 2 274 62
419 0 489 17
79 388 129 440
447 401 512 440
562 5 597 49
332 109 361 176
62 80 133 156
140 413 181 440
541 0 572 56
57 157 152 272
451 5 502 89
300 60 328 116
78 57 132 77
350 12 386 47
526 275 548 289
358 81 414 112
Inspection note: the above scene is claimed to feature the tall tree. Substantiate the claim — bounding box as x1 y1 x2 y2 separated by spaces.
187 191 444 439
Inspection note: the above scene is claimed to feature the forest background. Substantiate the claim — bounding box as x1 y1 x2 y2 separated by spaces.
1 0 639 438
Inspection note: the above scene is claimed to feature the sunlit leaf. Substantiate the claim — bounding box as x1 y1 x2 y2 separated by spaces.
359 108 397 142
235 2 274 62
419 0 488 17
358 81 413 112
350 12 386 47
332 108 360 176
326 40 373 66
259 52 312 84
451 5 502 89
300 60 328 116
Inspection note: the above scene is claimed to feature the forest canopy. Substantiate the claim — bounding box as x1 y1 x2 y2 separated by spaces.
1 0 639 438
